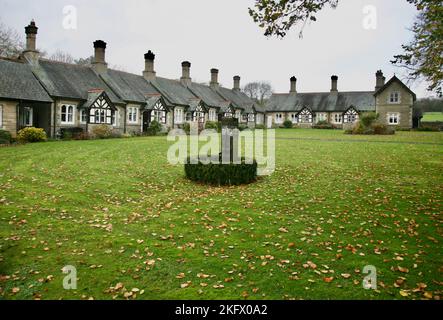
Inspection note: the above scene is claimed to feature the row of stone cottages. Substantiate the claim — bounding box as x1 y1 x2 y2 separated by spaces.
0 21 416 138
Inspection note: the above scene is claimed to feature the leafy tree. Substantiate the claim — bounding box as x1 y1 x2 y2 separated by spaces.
249 0 443 95
243 81 273 105
391 0 443 96
249 0 338 38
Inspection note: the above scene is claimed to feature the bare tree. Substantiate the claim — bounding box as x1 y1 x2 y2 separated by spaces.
0 20 24 58
243 81 273 105
48 49 75 64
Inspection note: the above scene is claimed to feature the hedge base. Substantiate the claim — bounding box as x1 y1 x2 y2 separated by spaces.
185 157 257 186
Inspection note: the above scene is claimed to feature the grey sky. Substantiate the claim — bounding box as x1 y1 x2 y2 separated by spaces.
1 0 433 98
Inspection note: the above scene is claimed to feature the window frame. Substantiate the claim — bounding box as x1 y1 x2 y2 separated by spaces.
334 113 342 124
60 104 75 125
174 108 184 124
209 109 217 122
79 109 88 124
387 112 400 125
23 107 33 127
127 106 139 124
389 91 401 104
275 113 283 124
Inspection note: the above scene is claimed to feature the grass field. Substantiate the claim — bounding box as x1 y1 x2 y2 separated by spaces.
0 129 442 300
422 112 443 122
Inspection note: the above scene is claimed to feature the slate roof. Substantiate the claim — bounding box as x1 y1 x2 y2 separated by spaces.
101 69 161 105
0 59 52 103
187 83 226 109
150 77 198 107
32 60 123 104
216 87 249 110
266 91 375 112
374 75 417 101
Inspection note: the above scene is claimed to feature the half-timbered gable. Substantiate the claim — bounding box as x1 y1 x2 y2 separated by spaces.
81 90 116 125
297 107 314 124
343 106 359 124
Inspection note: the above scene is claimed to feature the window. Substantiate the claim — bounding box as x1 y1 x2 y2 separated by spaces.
112 110 119 126
193 104 205 123
275 113 283 124
151 101 166 124
89 96 114 124
209 109 217 122
388 113 400 125
23 107 33 126
316 113 327 123
80 109 88 124
334 114 342 123
127 107 139 124
235 110 241 119
242 114 248 122
248 114 255 122
61 105 75 124
290 113 297 123
343 108 359 123
0 105 3 128
389 92 400 104
298 109 313 123
174 108 184 124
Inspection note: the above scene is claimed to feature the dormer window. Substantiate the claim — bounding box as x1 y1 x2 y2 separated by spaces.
389 92 400 104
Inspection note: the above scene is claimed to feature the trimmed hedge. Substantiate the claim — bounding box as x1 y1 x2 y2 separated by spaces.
185 157 257 186
283 120 293 128
17 127 47 143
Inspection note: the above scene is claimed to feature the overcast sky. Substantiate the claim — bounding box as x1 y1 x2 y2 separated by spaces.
1 0 434 98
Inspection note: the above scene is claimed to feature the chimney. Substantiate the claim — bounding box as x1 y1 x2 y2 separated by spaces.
233 76 241 91
290 76 297 94
210 68 219 88
92 40 108 74
143 50 156 81
180 61 192 86
375 70 385 90
23 20 39 65
331 75 338 92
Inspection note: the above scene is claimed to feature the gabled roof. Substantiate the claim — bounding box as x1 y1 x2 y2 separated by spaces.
0 59 52 103
374 75 417 101
266 91 375 112
188 98 207 112
145 94 168 110
31 60 123 104
216 87 252 110
80 89 116 110
100 69 160 105
187 83 227 108
150 77 198 107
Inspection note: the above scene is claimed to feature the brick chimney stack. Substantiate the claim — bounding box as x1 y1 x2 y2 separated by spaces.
143 51 156 81
290 76 297 94
92 40 108 74
23 20 40 65
210 68 219 89
233 76 241 91
180 61 192 86
331 75 338 92
375 70 386 91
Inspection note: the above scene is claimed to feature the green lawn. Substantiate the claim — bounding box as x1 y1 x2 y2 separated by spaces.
422 112 443 122
0 129 442 300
